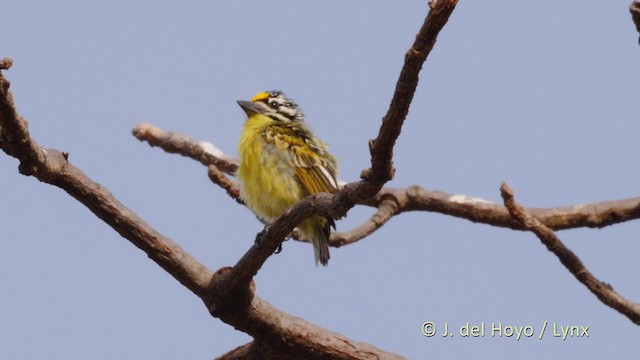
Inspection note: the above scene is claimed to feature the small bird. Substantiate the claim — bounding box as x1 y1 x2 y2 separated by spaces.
237 91 339 266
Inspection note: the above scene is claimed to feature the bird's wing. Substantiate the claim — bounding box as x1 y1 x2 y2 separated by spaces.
264 126 338 196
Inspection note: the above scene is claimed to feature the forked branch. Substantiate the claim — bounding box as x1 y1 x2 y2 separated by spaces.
501 183 640 325
220 0 460 293
0 1 460 358
0 61 404 359
134 123 640 243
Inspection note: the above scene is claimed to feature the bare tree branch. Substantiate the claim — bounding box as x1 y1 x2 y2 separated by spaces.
0 61 403 359
133 123 237 175
331 198 399 247
132 123 401 247
133 122 238 174
0 58 12 70
216 342 255 360
399 186 640 231
207 164 243 205
221 0 459 294
134 124 640 244
8 0 637 356
500 183 640 325
0 60 213 298
212 292 405 359
0 59 49 172
630 2 640 39
5 3 463 356
364 0 458 186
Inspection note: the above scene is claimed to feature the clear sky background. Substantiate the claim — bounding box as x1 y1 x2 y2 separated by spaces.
2 1 639 358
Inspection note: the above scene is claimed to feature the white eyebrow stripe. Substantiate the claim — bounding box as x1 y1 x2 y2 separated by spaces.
278 106 297 117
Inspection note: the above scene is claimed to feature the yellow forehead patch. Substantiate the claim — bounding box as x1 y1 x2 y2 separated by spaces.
251 92 270 102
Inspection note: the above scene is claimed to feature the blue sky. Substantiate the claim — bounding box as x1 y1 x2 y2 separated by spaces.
1 1 639 358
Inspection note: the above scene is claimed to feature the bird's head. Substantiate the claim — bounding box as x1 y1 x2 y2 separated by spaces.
237 90 304 123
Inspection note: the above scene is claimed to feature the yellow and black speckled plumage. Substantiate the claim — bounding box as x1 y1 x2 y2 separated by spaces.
237 91 338 266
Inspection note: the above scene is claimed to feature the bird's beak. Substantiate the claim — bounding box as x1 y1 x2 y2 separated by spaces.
237 100 262 116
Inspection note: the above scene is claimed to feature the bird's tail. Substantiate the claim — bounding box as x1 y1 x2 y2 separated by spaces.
300 216 334 266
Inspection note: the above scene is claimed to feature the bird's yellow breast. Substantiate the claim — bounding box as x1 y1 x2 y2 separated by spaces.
237 114 304 220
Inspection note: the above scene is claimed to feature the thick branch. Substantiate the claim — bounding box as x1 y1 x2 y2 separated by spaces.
214 296 405 360
501 183 640 325
217 344 253 360
0 64 213 298
1 65 404 359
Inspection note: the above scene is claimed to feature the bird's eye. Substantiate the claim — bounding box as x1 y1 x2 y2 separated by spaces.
269 101 279 109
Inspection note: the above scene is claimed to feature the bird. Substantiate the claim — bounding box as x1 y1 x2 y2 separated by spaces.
236 90 339 266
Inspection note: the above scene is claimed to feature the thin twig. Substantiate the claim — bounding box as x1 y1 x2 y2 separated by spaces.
401 186 640 231
500 183 640 325
330 198 398 247
365 0 458 185
630 2 640 36
0 58 13 70
207 165 243 205
291 198 398 247
133 123 237 174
